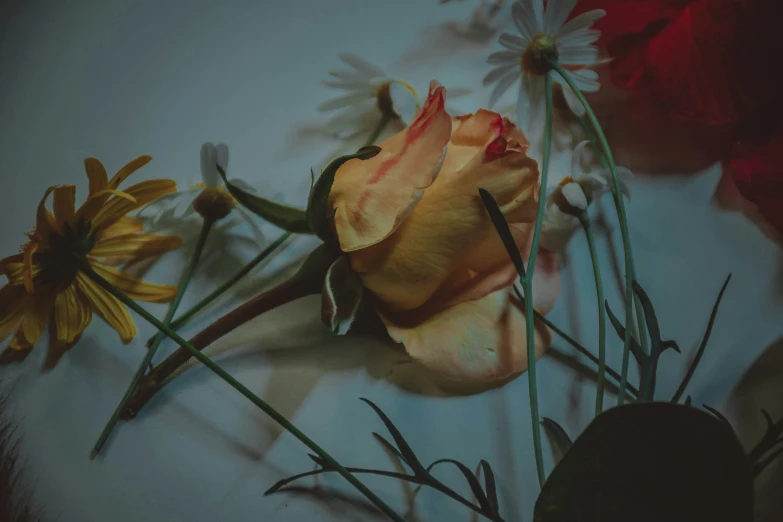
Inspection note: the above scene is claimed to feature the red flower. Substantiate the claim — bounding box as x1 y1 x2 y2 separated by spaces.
570 0 780 125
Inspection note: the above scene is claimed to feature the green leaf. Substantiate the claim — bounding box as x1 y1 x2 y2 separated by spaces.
321 255 364 335
479 188 526 280
361 398 428 478
216 165 310 233
307 146 381 251
541 417 573 465
631 282 660 344
479 460 499 516
372 432 408 464
670 274 732 403
427 459 493 515
534 403 753 522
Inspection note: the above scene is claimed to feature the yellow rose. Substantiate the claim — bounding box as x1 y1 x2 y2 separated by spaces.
327 82 560 383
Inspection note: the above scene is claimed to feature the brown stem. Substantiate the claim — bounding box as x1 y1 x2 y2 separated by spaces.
120 245 335 418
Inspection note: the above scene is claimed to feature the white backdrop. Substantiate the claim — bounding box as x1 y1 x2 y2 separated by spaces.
1 1 782 521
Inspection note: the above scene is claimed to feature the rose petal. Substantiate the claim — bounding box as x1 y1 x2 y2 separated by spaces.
381 289 552 382
330 82 452 252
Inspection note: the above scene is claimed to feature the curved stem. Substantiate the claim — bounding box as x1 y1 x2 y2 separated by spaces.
520 73 553 488
578 213 606 416
578 115 649 358
145 231 292 345
363 113 392 147
512 285 637 400
75 257 403 522
551 60 637 406
90 218 214 458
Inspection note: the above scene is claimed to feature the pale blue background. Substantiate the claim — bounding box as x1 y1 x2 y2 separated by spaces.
1 1 781 521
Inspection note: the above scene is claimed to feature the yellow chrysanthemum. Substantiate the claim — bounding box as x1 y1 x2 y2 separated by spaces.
0 155 182 362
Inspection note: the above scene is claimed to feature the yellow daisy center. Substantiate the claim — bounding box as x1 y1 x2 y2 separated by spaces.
521 33 559 76
192 187 235 221
35 220 95 290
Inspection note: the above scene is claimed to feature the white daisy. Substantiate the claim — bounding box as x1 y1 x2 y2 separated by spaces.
482 0 605 136
319 53 420 139
138 143 281 232
542 140 632 249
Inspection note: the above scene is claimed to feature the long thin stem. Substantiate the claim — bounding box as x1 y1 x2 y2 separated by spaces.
578 115 649 358
90 218 215 459
578 212 606 416
551 61 637 406
145 231 292 345
520 73 553 488
512 285 638 400
363 113 392 147
75 257 403 522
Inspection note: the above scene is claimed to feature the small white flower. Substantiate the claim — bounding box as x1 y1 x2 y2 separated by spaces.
543 140 632 249
319 54 420 139
482 0 605 136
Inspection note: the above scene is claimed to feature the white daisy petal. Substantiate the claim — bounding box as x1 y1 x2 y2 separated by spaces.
483 64 518 86
571 140 591 177
524 74 546 136
499 32 529 52
321 79 375 91
561 82 586 116
568 68 600 92
325 110 376 139
558 45 600 66
511 1 537 41
200 142 219 187
516 78 530 132
562 182 588 210
557 28 601 47
531 0 545 30
617 166 634 178
328 69 372 82
487 50 521 65
318 91 375 112
488 68 521 108
558 9 606 38
544 0 578 34
338 53 385 78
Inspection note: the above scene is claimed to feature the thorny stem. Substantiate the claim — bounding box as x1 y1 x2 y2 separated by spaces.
144 231 292 345
520 73 553 488
74 256 403 522
578 212 607 416
90 218 214 459
551 60 637 406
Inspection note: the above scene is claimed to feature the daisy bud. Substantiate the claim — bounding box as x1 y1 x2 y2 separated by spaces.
192 188 235 221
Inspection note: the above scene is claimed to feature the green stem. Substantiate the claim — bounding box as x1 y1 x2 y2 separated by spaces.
551 60 636 406
145 231 292 346
75 257 403 522
513 285 637 400
90 218 215 459
579 115 649 359
578 212 606 416
520 73 553 488
363 113 392 147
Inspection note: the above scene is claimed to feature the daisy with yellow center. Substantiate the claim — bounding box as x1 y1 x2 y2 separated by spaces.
0 155 181 362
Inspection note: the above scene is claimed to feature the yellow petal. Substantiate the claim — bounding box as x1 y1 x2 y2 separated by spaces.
108 155 153 190
53 184 77 225
53 284 93 343
76 272 135 343
11 293 53 349
381 289 551 383
92 179 177 229
91 233 183 260
22 242 38 293
97 216 144 239
84 157 109 197
330 82 452 252
0 253 23 276
0 283 30 341
88 260 177 303
350 112 539 312
35 185 60 241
